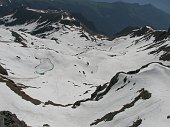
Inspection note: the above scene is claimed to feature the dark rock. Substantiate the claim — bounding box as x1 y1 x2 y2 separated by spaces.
43 124 50 127
129 118 142 127
11 31 27 47
0 65 8 75
90 88 151 126
132 26 153 37
167 115 170 119
0 111 28 127
168 27 170 34
112 26 140 39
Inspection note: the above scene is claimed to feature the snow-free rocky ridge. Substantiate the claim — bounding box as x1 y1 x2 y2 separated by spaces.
0 7 170 127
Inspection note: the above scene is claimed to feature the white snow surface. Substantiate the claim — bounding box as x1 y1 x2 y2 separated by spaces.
0 22 170 127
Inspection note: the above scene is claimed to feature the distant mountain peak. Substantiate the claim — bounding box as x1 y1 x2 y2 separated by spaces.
1 0 170 35
0 6 103 41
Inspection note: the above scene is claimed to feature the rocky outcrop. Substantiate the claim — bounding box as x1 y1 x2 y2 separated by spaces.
0 111 28 127
0 65 8 75
90 88 151 126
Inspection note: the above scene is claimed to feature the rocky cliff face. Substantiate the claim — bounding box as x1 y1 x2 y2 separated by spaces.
0 111 28 127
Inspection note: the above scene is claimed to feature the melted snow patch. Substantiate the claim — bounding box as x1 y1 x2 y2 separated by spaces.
35 58 54 75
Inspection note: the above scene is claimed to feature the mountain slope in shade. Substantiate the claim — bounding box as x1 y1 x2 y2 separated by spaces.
1 0 170 35
0 7 101 41
93 0 170 15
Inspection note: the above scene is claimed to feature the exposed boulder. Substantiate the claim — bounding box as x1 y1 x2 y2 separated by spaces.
0 65 8 75
0 111 28 127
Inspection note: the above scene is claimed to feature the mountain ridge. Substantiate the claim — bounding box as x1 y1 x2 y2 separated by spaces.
0 7 105 41
0 2 170 127
93 0 170 15
1 0 170 35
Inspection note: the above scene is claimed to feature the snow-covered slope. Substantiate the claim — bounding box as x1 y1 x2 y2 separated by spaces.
0 7 170 127
73 62 170 127
0 7 100 41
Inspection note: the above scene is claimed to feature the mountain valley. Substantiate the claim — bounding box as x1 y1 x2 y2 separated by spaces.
0 2 170 127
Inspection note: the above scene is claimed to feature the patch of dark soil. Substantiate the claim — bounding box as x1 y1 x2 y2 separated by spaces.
90 82 110 101
108 55 117 57
72 98 90 108
131 26 153 37
83 83 93 86
32 26 55 35
115 75 130 92
83 90 91 95
0 75 41 105
17 83 40 90
0 64 8 75
128 62 170 74
154 30 170 42
51 37 59 44
80 32 89 40
0 111 28 127
43 124 50 127
123 76 127 83
129 118 142 127
44 100 72 107
150 45 170 61
127 69 141 75
11 31 27 47
72 82 109 108
116 83 127 91
60 20 80 27
90 89 151 126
